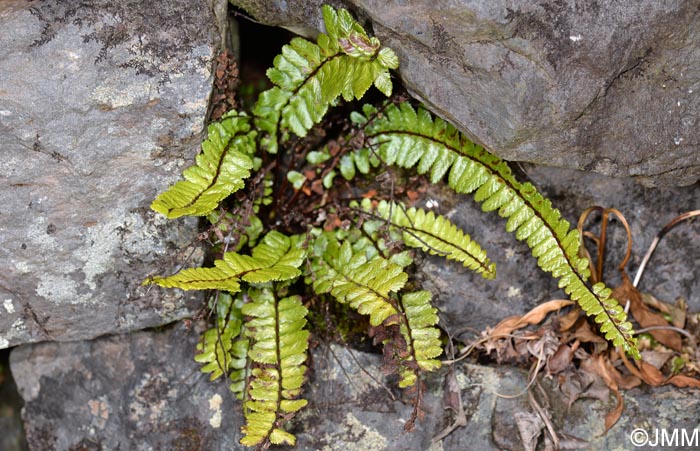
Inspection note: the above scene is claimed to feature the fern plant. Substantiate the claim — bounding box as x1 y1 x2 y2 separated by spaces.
145 5 639 448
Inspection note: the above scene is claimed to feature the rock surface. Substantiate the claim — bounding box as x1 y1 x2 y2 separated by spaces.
231 0 700 187
12 323 700 450
11 324 432 451
0 0 228 348
442 362 700 451
10 322 244 450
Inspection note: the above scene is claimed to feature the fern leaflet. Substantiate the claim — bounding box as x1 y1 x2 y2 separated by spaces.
193 292 251 400
354 102 639 358
151 111 256 218
145 231 306 292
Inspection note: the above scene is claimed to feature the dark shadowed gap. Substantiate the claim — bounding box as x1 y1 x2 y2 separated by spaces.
0 348 28 451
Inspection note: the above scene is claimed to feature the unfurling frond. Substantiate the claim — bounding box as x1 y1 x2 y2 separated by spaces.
145 231 306 292
239 288 309 448
358 198 496 279
354 102 639 358
253 5 398 153
151 111 256 218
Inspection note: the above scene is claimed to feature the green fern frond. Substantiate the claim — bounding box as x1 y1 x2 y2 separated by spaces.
358 198 496 279
397 290 442 387
312 239 406 326
145 231 306 292
355 102 639 358
239 288 309 448
253 5 398 153
151 111 256 218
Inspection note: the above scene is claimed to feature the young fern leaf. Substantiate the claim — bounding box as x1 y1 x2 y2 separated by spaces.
144 231 306 292
239 288 309 447
357 198 496 279
396 290 443 388
151 111 256 218
195 292 244 381
355 103 639 358
253 5 398 153
312 239 406 326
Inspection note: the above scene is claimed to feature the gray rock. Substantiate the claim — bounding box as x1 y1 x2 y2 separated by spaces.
231 0 700 187
0 0 228 348
440 362 700 451
9 325 438 451
292 343 442 451
13 326 699 450
10 322 244 450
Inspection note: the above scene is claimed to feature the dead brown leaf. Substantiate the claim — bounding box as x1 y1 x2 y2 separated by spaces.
514 411 544 451
604 390 624 434
580 353 641 432
614 272 682 351
571 320 607 345
621 352 700 388
642 293 687 330
666 374 700 388
490 300 574 338
634 360 666 386
639 350 673 370
546 342 578 375
432 366 468 443
558 307 582 332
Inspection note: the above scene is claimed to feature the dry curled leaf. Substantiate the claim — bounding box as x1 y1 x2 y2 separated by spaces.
432 367 468 443
666 374 700 388
490 300 574 338
547 342 578 375
642 292 687 330
621 353 700 388
514 411 544 451
558 307 582 332
615 273 681 351
571 319 607 345
580 353 640 432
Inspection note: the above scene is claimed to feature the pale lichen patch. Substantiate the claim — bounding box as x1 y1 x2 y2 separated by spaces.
75 210 125 291
208 393 223 428
320 412 387 451
506 286 521 298
36 274 81 305
3 299 15 314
